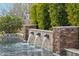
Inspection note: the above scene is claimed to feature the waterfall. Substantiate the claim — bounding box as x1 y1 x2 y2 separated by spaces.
41 34 49 48
34 33 41 46
27 33 32 43
41 36 46 48
27 32 34 45
34 35 39 45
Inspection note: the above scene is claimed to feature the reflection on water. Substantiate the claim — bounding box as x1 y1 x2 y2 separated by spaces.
0 42 53 56
0 33 53 56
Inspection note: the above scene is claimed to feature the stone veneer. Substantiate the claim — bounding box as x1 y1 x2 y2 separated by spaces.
24 26 79 55
53 26 79 55
23 24 37 40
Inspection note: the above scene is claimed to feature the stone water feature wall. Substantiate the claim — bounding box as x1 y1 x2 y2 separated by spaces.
28 29 53 52
26 26 79 55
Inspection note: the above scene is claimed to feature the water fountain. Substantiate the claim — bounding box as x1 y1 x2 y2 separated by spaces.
27 32 34 44
42 34 49 48
34 33 41 46
0 29 54 56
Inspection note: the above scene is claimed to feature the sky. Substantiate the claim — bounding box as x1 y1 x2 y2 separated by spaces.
0 3 13 15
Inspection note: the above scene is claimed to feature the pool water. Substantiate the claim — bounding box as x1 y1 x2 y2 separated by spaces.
0 42 53 56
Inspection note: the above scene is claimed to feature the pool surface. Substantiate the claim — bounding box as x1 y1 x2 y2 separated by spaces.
0 42 53 56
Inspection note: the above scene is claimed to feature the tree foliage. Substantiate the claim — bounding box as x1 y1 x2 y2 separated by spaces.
66 4 79 26
36 3 51 29
49 4 70 27
57 4 69 26
29 4 38 24
49 4 59 26
30 3 79 29
30 3 51 29
0 15 22 33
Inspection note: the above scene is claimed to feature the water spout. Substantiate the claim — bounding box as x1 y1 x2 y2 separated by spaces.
34 33 41 46
42 34 49 48
27 32 34 45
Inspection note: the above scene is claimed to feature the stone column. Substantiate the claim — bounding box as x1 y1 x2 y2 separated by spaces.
23 24 37 41
53 26 79 55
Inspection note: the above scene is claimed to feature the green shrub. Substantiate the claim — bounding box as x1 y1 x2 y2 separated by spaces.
0 15 22 33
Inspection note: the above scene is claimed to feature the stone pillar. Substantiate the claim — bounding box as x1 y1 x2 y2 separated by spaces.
23 24 37 41
53 26 79 54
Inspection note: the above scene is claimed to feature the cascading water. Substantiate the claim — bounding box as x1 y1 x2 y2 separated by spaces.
34 33 41 46
0 32 53 56
42 34 49 49
33 33 44 55
27 32 36 49
27 32 34 44
42 35 46 48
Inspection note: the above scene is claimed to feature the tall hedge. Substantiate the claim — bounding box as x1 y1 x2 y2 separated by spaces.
30 3 79 30
49 4 59 26
57 4 69 26
36 4 51 29
49 4 69 27
30 4 38 24
30 4 51 29
66 4 79 26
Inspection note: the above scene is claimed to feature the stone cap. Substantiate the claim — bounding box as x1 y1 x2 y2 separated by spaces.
23 24 37 27
29 29 53 33
53 26 79 29
64 48 79 54
53 53 60 56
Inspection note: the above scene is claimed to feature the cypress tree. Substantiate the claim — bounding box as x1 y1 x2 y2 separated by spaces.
36 3 51 29
57 4 69 26
49 4 59 27
49 3 70 27
66 4 79 26
29 4 38 24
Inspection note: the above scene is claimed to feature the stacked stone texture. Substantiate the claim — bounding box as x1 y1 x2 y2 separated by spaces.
24 26 79 55
53 26 79 54
23 24 37 40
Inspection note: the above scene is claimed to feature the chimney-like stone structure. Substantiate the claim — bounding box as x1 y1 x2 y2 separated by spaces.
53 26 79 54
